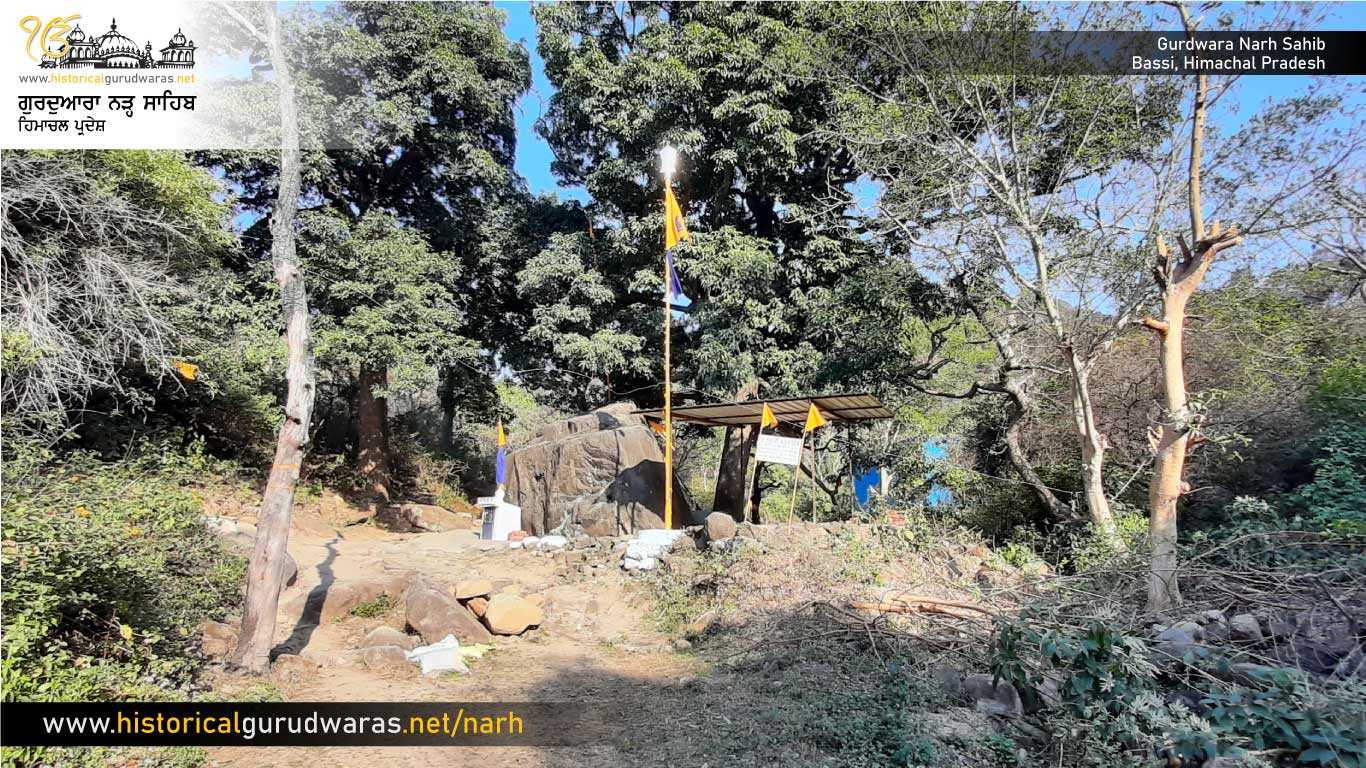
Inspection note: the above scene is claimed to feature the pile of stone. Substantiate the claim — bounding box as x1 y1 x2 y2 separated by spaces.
406 575 544 641
622 528 690 571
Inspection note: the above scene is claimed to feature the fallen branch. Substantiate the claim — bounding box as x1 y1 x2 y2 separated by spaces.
849 596 998 619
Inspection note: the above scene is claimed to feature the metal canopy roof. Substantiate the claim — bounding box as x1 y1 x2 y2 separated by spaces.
633 392 893 428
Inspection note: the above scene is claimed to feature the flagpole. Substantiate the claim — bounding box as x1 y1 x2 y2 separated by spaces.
660 146 678 530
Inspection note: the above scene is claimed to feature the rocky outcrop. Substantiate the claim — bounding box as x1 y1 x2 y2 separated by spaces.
502 403 698 536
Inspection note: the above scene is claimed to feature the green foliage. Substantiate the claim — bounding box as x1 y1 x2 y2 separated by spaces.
1204 674 1366 766
301 210 477 394
1 443 245 705
347 594 395 620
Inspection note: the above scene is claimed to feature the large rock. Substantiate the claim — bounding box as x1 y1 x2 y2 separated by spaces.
360 626 419 651
361 645 412 671
502 403 699 536
404 576 493 644
382 503 470 533
704 512 738 542
455 580 493 600
200 620 238 659
1229 614 1264 644
279 573 407 626
964 674 1024 716
483 594 543 635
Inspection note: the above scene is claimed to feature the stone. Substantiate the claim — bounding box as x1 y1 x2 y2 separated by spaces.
466 597 490 617
403 576 493 644
684 609 718 639
200 620 238 659
963 674 1024 716
279 573 408 626
1204 620 1230 644
271 653 319 679
975 567 1009 589
382 503 467 533
501 403 700 536
622 528 686 571
455 580 494 600
360 626 418 651
1229 614 1264 644
482 594 544 635
538 535 569 550
703 512 739 542
1200 609 1228 625
1157 621 1203 644
361 644 411 671
931 665 964 697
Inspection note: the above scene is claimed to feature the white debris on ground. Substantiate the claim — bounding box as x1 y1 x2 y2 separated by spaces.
406 634 468 676
508 534 569 551
622 528 686 571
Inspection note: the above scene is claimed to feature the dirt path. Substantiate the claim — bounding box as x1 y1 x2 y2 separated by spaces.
207 516 704 767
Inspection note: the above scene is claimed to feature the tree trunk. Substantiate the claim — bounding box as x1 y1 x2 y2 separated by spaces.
1147 295 1189 612
357 365 390 502
1001 382 1073 521
712 382 759 518
229 3 313 675
1068 359 1121 542
1144 12 1242 612
437 368 456 453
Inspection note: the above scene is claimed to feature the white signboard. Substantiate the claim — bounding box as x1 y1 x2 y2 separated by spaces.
755 434 804 466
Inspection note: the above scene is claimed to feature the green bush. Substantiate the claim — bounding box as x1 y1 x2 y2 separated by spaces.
1 444 245 705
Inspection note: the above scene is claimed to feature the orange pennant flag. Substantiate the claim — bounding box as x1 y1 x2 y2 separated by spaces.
649 420 668 435
761 403 778 428
804 404 828 432
173 361 199 381
664 185 690 250
497 421 507 447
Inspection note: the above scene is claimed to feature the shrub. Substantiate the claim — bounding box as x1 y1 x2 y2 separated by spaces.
1 444 245 705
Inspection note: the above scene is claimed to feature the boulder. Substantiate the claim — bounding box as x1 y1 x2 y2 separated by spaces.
1157 621 1204 645
200 620 238 659
404 576 493 645
455 580 494 600
483 594 544 635
466 597 490 617
361 645 412 671
963 674 1024 716
703 512 739 542
360 626 419 651
501 403 699 536
1229 614 1264 644
383 503 469 533
280 573 408 626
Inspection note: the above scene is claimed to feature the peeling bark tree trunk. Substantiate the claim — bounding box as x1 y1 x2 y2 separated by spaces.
1145 14 1242 613
357 365 390 502
712 381 759 518
1067 356 1121 543
229 3 314 675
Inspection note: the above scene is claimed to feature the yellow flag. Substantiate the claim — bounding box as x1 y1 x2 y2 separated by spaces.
761 403 778 428
804 404 828 432
173 361 199 381
497 421 506 447
665 185 690 250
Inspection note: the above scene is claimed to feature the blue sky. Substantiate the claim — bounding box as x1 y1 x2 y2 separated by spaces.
496 1 587 202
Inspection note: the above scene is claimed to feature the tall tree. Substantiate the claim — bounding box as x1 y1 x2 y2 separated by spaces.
813 3 1184 538
1142 6 1363 612
213 0 316 675
212 1 530 498
528 1 877 517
